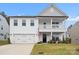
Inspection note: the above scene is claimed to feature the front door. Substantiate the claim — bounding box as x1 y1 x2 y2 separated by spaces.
43 34 47 43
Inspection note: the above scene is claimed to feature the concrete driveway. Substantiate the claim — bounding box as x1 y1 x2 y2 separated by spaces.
0 44 34 55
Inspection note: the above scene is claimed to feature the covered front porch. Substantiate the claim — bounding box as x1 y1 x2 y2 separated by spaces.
39 32 64 43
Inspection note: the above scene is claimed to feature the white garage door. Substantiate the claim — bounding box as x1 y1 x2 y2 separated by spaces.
14 34 37 43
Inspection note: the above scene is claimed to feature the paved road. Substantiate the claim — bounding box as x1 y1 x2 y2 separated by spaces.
0 44 34 55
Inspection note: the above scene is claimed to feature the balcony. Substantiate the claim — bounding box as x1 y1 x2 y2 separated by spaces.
39 25 66 32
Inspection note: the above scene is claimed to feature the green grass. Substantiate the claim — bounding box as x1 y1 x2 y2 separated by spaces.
31 44 79 55
0 40 9 45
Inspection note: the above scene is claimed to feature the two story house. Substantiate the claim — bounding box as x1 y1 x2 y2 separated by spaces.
10 4 68 43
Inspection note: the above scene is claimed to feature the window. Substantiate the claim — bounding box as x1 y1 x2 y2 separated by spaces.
0 33 3 36
0 19 1 21
69 35 70 37
22 20 26 26
30 20 34 26
43 22 46 28
1 25 3 30
52 22 55 24
52 22 59 28
52 22 59 24
43 22 46 25
55 22 59 24
14 20 18 26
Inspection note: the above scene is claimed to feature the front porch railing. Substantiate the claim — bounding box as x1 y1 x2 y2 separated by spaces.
39 25 66 32
39 25 65 29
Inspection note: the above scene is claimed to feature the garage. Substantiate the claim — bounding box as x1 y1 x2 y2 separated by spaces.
11 34 38 43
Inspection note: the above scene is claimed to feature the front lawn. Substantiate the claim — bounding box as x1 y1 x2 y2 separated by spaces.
0 40 9 45
31 44 79 55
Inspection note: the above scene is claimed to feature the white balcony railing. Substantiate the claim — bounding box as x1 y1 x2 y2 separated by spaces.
39 25 66 32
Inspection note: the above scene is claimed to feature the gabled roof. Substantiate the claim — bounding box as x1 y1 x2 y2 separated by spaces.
39 4 68 17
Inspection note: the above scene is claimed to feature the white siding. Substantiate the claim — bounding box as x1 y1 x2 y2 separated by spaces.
10 18 38 34
0 15 9 39
10 17 39 43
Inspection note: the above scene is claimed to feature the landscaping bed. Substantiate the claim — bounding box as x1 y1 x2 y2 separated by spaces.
0 40 9 45
31 44 79 55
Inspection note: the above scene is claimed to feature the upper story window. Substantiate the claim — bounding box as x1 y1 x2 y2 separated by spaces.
43 22 46 25
14 20 18 26
52 22 59 24
30 20 34 26
52 22 59 28
22 20 26 26
55 22 59 24
43 22 46 28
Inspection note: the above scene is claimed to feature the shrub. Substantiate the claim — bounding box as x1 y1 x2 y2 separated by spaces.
75 48 79 54
65 38 71 44
75 48 79 52
8 38 10 44
59 41 64 43
38 51 44 54
37 41 43 44
62 38 71 44
48 40 53 44
48 40 56 44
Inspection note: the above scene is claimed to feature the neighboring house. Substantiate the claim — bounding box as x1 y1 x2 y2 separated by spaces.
0 12 9 39
10 4 68 43
68 21 79 44
66 25 72 39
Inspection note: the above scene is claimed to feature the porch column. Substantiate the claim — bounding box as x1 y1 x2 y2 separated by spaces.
51 18 52 28
51 18 52 40
51 32 52 40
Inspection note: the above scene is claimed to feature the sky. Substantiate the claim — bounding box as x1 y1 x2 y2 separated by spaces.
0 3 79 28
